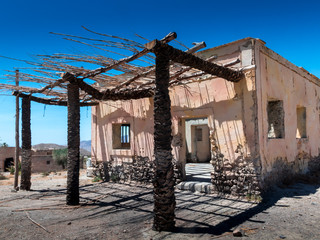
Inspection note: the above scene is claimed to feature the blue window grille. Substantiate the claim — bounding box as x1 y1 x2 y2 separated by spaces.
121 124 130 144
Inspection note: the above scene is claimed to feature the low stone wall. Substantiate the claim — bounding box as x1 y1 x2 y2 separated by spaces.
92 156 154 183
210 146 320 197
210 131 261 197
262 152 320 189
92 155 183 184
211 151 261 197
308 155 320 175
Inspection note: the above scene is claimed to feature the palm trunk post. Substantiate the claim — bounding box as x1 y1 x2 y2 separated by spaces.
20 97 32 190
153 49 176 231
66 81 80 205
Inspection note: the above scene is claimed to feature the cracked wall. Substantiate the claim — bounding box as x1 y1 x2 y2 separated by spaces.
91 38 262 194
256 41 320 189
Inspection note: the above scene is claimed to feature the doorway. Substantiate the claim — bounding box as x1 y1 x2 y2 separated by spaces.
184 117 212 183
4 157 14 172
185 118 211 163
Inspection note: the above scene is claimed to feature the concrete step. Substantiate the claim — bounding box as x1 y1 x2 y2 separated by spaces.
176 181 213 194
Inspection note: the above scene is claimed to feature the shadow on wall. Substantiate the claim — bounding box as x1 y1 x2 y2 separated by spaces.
262 154 320 190
93 78 261 196
96 102 155 162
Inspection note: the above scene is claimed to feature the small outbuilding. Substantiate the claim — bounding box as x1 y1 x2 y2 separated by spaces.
0 147 16 172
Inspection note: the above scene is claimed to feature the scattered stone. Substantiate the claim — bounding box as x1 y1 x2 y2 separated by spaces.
233 227 243 237
86 167 95 177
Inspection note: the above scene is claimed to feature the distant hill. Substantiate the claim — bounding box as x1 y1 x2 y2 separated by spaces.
80 140 91 152
33 142 91 156
32 143 65 150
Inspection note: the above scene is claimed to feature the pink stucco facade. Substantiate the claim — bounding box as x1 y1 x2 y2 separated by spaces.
255 40 320 185
91 37 320 193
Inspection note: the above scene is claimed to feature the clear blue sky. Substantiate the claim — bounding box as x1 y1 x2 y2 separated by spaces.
0 0 319 146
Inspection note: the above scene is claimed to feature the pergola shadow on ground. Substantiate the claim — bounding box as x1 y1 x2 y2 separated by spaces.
0 179 319 239
1 30 244 231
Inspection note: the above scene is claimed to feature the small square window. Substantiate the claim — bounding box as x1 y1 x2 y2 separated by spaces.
267 100 285 139
46 160 50 165
112 124 130 149
296 106 307 138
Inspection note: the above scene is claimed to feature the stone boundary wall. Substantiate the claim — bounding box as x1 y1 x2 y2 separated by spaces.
262 153 320 189
92 155 183 184
210 130 261 197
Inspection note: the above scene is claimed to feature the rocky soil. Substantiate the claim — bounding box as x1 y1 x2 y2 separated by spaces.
0 171 319 240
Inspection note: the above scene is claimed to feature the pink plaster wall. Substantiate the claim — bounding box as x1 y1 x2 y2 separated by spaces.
256 41 320 178
91 38 258 173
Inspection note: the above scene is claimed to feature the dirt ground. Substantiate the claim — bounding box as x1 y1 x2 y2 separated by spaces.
0 171 320 240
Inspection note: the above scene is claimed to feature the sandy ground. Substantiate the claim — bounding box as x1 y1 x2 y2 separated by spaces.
0 171 320 240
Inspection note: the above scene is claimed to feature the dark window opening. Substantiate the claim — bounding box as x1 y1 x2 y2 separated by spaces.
296 106 307 138
267 100 285 139
113 124 131 149
46 160 51 165
4 158 14 172
196 128 202 141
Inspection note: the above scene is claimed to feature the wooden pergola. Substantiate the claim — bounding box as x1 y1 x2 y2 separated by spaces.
1 30 243 231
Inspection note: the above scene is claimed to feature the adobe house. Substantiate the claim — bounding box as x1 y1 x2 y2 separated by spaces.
0 147 63 173
0 147 16 172
91 37 320 196
31 149 64 173
6 31 319 230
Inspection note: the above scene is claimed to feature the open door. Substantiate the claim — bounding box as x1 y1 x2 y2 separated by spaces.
185 118 211 163
4 157 14 172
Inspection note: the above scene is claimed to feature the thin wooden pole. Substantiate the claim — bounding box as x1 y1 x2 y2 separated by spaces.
13 70 19 191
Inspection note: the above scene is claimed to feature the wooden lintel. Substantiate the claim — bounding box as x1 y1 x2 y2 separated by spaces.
12 91 98 106
144 40 157 50
144 32 177 50
148 40 244 82
186 41 206 54
119 39 206 91
68 77 154 101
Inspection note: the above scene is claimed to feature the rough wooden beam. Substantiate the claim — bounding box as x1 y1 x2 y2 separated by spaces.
66 83 80 205
66 74 154 100
186 41 206 53
0 84 67 98
20 97 32 191
115 41 206 91
12 91 98 106
146 40 244 82
153 48 175 231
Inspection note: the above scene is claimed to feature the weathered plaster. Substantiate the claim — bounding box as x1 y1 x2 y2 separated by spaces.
91 37 320 195
256 40 320 188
